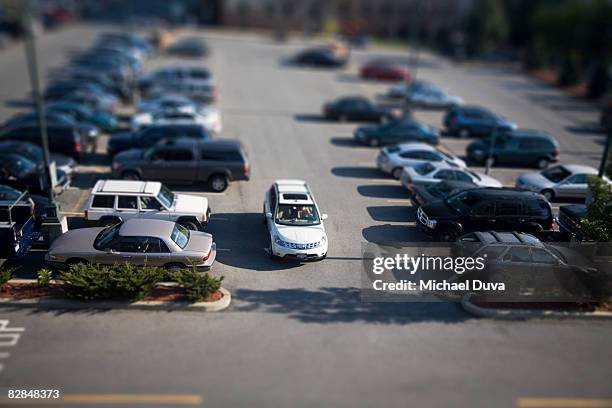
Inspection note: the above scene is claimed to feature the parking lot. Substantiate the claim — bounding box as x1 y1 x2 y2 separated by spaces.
0 24 610 407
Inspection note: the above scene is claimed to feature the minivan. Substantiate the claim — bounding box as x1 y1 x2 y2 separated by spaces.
417 188 554 241
111 138 250 192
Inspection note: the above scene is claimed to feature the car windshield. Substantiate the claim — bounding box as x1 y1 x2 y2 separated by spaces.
1 156 37 178
414 162 435 175
157 185 175 208
445 191 474 214
93 223 121 250
276 204 320 226
468 171 480 181
541 166 572 183
171 223 190 249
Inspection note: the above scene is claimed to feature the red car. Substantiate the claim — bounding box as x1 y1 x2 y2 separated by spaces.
360 61 411 81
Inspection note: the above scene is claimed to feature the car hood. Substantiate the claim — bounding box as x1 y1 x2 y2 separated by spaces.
183 230 214 253
173 194 209 213
420 201 457 220
559 204 587 220
276 224 326 243
48 227 104 255
517 172 554 189
108 132 136 147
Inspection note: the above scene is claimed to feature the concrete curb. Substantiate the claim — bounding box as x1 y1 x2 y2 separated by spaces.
460 294 612 320
0 287 231 312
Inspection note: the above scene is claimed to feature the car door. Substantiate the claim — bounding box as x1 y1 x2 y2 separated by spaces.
116 195 139 221
139 196 168 221
555 174 588 198
432 169 456 184
498 246 534 299
114 236 150 265
265 185 278 232
496 137 521 164
141 237 171 267
494 199 523 231
352 100 372 120
159 147 199 183
467 200 496 232
516 138 540 165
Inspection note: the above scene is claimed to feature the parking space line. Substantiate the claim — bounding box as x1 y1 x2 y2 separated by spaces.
516 398 612 407
69 189 90 213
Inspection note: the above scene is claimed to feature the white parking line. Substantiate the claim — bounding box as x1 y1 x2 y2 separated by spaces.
0 320 25 373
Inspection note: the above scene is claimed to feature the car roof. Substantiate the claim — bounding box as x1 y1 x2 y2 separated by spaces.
156 138 242 150
557 164 598 174
436 180 477 188
467 187 545 199
93 179 161 195
472 231 544 246
508 129 554 138
119 218 176 238
274 180 314 204
394 142 436 151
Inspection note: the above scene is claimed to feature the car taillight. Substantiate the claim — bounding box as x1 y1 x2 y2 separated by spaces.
202 248 212 262
243 164 249 177
554 148 560 156
550 218 556 230
74 142 82 152
84 209 88 218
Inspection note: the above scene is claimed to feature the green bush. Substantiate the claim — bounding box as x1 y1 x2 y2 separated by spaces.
0 267 15 286
60 263 165 301
582 176 612 242
174 267 223 302
37 269 53 287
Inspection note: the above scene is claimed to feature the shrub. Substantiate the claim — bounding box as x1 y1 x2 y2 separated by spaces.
174 267 223 302
0 267 15 286
582 176 612 242
37 269 53 287
60 263 165 301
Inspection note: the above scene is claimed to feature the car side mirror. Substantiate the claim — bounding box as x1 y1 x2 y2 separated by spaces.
321 213 328 220
265 212 273 219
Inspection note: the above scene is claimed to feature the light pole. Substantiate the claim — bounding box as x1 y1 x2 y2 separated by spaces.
598 129 611 178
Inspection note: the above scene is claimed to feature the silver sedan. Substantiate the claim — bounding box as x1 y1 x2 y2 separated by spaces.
45 218 216 270
515 164 601 201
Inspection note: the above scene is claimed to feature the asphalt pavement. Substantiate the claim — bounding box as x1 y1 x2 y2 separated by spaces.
0 25 610 408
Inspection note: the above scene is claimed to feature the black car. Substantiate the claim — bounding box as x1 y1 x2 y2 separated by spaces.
417 188 554 241
111 138 250 192
0 153 69 195
107 124 210 156
293 48 347 67
0 141 77 176
323 96 399 122
354 119 440 146
557 204 587 241
0 124 96 160
466 129 560 169
0 184 49 221
411 180 477 207
443 105 517 138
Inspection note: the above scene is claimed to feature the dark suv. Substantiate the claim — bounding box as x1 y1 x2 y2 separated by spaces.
466 129 560 169
112 138 250 192
443 106 517 138
417 188 554 241
107 124 209 156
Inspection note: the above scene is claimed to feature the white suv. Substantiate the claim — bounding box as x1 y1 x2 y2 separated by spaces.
85 180 210 230
263 180 328 261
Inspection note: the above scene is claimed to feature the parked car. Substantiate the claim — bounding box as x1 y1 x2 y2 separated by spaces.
293 47 347 67
3 111 77 128
0 124 97 160
388 80 435 99
0 192 37 258
148 80 216 103
0 141 77 176
401 161 502 195
411 180 477 207
85 179 210 230
47 101 118 132
167 37 208 57
360 60 411 81
354 119 440 147
404 84 463 109
444 106 517 138
557 204 587 241
0 184 48 221
515 164 600 201
137 94 198 113
131 107 221 134
467 129 560 169
263 179 328 261
139 66 212 93
323 96 401 122
112 138 250 192
417 188 555 241
0 153 69 194
45 218 216 271
377 142 465 178
107 124 209 156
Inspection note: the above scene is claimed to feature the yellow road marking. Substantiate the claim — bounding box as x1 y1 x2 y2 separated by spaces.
0 394 203 405
516 398 612 408
69 189 90 213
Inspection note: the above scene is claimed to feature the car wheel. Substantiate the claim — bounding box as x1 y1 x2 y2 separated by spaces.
458 128 470 139
179 220 199 231
368 138 380 147
165 262 186 273
209 175 228 192
536 157 550 169
392 167 403 179
541 189 555 201
121 171 140 181
438 227 459 242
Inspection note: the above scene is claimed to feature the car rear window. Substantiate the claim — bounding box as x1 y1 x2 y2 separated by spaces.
91 195 115 209
200 149 243 162
414 162 435 175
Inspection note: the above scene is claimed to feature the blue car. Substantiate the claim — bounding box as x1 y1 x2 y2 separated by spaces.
354 119 440 146
443 106 517 138
47 101 118 132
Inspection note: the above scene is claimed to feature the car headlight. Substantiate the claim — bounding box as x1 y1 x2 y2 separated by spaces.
274 235 287 247
426 219 437 229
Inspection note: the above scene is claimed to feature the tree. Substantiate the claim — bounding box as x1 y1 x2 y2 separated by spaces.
582 177 612 242
464 0 509 57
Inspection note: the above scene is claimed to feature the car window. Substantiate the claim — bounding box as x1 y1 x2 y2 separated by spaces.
140 196 163 210
117 195 138 210
522 200 549 217
171 223 189 249
471 201 494 217
434 170 455 180
454 171 473 182
531 248 557 264
477 245 506 260
566 174 588 184
200 149 242 161
495 200 521 216
168 149 194 161
141 237 170 253
399 151 423 159
91 195 115 209
118 236 142 253
503 247 531 262
421 151 441 161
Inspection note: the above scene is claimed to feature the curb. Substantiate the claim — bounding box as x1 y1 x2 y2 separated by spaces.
0 287 231 312
460 294 612 320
